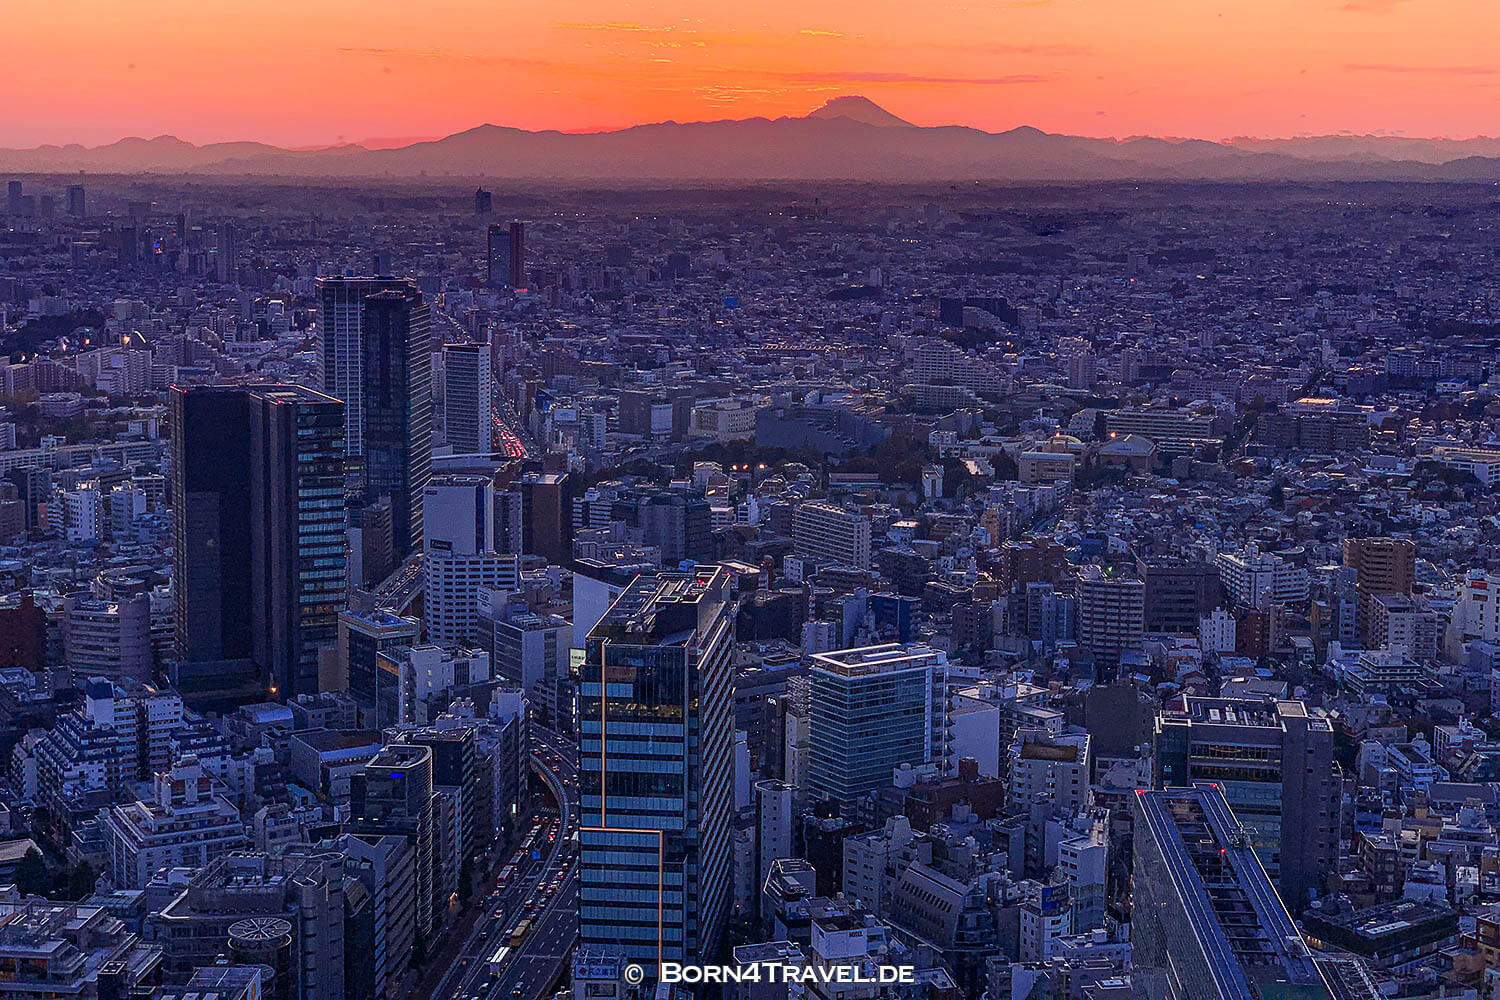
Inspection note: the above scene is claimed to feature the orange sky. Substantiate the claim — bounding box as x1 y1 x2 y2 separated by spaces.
3 0 1498 147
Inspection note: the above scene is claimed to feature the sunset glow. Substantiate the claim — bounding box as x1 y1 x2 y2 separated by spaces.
4 0 1498 147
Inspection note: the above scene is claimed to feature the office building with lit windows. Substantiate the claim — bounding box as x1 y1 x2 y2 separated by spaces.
1153 696 1338 913
579 568 735 973
170 383 345 706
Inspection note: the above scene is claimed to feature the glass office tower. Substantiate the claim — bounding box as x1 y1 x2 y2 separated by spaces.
580 568 734 973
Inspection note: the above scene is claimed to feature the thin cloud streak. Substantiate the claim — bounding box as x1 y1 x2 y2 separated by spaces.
336 47 552 69
555 23 659 32
1348 63 1500 76
776 70 1052 85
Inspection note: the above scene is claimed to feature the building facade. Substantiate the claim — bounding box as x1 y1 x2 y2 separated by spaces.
579 568 735 972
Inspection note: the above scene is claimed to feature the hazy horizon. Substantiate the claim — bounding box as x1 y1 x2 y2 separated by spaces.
7 93 1500 152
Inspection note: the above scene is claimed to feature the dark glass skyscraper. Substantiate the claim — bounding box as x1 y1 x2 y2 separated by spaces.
580 567 734 973
215 221 237 284
486 221 525 288
317 275 420 464
507 221 525 287
361 287 432 557
486 224 510 289
171 383 346 705
248 385 347 701
171 386 255 694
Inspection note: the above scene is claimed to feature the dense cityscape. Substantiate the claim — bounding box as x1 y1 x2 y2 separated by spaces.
0 167 1497 1000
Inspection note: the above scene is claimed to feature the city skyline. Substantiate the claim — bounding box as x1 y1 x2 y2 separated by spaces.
3 1 1500 987
4 0 1499 148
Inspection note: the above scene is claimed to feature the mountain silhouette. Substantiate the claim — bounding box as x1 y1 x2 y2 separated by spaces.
807 96 914 127
3 97 1500 181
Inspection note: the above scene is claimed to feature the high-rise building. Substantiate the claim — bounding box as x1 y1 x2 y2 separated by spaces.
151 849 364 1000
1154 696 1338 912
1343 537 1416 647
335 609 421 723
1365 592 1440 660
170 384 346 705
805 643 949 805
1215 548 1310 609
1103 407 1218 454
1065 348 1098 389
519 471 573 564
486 222 525 288
1076 568 1146 672
424 476 519 646
353 495 396 586
1009 727 1092 813
1139 556 1221 633
1342 536 1416 597
62 594 152 686
485 224 508 288
1009 728 1092 875
440 341 492 455
424 475 494 555
341 831 415 1000
215 221 237 284
248 385 347 701
1451 569 1500 644
474 188 492 215
316 275 419 462
792 502 871 570
66 184 85 217
171 385 257 696
5 467 51 532
378 644 491 726
349 744 437 940
118 225 139 267
425 546 520 649
478 595 571 727
100 757 247 889
754 779 796 904
6 181 21 216
580 568 735 972
508 221 525 287
383 724 483 907
362 287 432 556
1132 785 1334 1000
638 487 712 566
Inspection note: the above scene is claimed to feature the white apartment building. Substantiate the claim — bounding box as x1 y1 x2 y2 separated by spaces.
792 501 871 570
1215 548 1310 607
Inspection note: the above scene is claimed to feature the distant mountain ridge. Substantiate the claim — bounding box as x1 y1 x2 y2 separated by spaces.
5 97 1500 181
